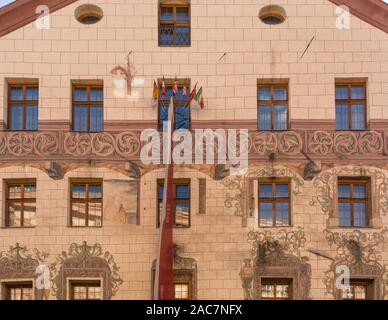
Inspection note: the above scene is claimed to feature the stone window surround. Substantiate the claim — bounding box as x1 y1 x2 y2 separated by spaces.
327 175 383 229
66 277 104 301
0 278 35 300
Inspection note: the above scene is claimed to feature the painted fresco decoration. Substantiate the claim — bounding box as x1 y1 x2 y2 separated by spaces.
0 130 388 161
323 228 388 299
104 180 139 225
111 51 137 96
240 228 311 300
222 166 304 227
0 243 49 300
311 166 388 217
50 242 123 300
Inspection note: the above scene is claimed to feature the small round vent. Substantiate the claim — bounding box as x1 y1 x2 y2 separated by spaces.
259 5 286 25
75 4 103 25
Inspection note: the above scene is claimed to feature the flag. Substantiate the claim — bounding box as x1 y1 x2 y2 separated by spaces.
191 86 205 109
150 80 159 108
153 95 174 300
188 82 198 102
161 76 166 97
173 78 178 96
182 79 187 96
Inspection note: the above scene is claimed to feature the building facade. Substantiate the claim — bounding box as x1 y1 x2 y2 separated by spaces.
0 0 388 300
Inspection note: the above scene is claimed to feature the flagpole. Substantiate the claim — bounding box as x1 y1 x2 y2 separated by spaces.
154 93 175 300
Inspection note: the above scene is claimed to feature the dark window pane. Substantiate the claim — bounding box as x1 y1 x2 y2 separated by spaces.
351 86 365 99
258 87 271 101
73 106 88 131
275 202 289 226
26 106 38 130
175 202 189 227
10 106 23 130
176 185 189 199
159 185 164 199
160 24 174 45
274 87 287 100
10 87 23 101
351 104 365 130
89 185 102 198
274 105 287 130
160 7 173 20
275 184 289 198
259 202 273 226
338 202 351 226
353 184 366 198
338 184 351 198
90 106 103 131
90 88 103 101
26 87 38 100
176 26 190 45
175 106 190 130
335 86 348 99
258 106 271 130
159 105 169 131
72 184 86 198
259 185 272 198
354 203 367 227
74 88 87 101
176 7 189 21
336 104 348 130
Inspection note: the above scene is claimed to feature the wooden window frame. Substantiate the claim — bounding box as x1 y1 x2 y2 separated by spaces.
157 78 191 131
257 80 289 131
157 178 191 228
5 179 36 228
258 178 291 227
70 280 102 300
158 1 191 47
4 282 34 300
7 83 39 131
335 80 367 131
70 179 103 227
71 84 104 132
337 178 370 228
340 279 374 300
261 278 293 300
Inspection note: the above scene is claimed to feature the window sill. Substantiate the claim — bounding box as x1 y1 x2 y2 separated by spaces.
1 226 36 229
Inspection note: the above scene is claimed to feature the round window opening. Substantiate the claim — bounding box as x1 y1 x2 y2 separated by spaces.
259 5 286 25
75 4 103 25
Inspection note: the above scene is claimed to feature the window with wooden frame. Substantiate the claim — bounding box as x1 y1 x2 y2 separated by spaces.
4 282 34 300
335 80 367 130
157 179 190 228
338 178 370 227
72 83 103 132
70 179 103 227
261 278 292 300
5 180 36 228
340 280 374 300
159 1 190 46
257 80 288 131
70 280 101 300
8 82 38 131
158 79 190 131
174 281 191 300
258 179 290 227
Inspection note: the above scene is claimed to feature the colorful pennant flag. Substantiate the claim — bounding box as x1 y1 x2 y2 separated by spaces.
182 79 187 96
173 78 178 96
161 76 166 97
